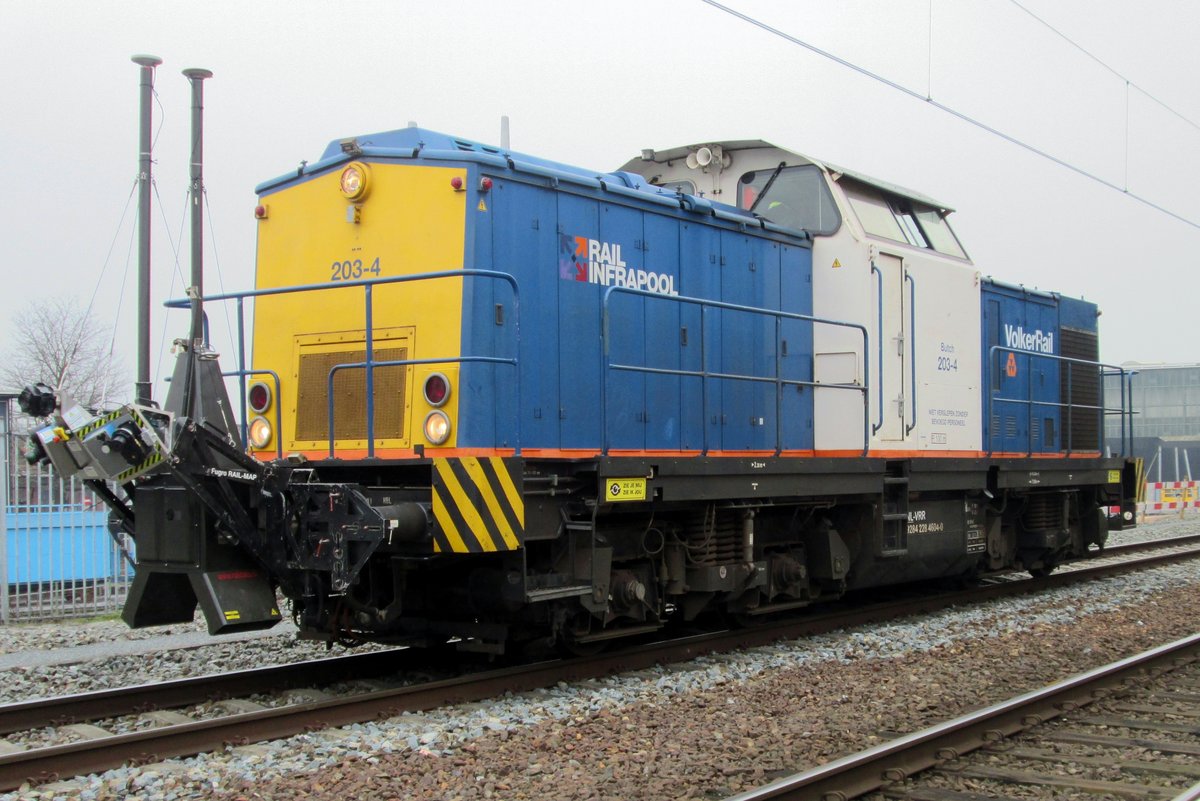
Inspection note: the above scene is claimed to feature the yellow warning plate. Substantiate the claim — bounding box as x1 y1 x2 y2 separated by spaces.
1107 470 1121 484
605 478 647 502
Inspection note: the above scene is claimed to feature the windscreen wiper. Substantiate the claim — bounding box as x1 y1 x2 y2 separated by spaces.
748 161 787 214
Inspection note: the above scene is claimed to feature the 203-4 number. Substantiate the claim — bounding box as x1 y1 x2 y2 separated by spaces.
937 356 958 372
330 258 381 281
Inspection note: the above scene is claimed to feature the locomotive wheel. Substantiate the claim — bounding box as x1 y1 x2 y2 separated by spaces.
555 609 609 657
560 636 608 657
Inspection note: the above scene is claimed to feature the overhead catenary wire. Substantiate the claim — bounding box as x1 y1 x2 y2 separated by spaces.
1007 0 1200 135
73 78 169 404
100 206 140 407
83 177 139 322
84 78 172 405
67 178 140 410
699 0 1200 231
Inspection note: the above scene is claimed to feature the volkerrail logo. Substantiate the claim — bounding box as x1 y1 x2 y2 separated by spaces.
559 234 679 296
1003 324 1054 354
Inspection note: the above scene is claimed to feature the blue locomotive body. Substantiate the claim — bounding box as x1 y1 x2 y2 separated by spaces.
459 161 816 456
982 281 1103 456
27 128 1139 649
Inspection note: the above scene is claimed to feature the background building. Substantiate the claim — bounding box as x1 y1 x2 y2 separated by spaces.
1105 363 1200 481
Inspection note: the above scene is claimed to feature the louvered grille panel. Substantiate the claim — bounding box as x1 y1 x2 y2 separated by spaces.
1022 492 1064 529
1060 327 1099 450
295 347 408 441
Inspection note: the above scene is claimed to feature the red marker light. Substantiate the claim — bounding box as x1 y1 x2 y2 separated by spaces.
423 373 451 407
479 176 493 192
254 204 268 219
450 176 464 191
248 382 271 413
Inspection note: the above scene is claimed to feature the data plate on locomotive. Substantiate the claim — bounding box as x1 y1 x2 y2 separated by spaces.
605 478 647 502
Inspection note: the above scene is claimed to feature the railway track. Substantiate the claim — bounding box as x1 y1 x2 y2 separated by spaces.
726 632 1200 801
2 534 1198 792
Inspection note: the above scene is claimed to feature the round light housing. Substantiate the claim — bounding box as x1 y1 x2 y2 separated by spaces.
248 416 272 449
423 410 451 445
339 162 370 200
248 381 271 413
423 373 450 407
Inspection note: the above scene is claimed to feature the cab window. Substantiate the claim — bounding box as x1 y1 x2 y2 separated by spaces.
843 181 968 259
737 165 840 236
843 184 905 241
915 209 966 258
655 179 697 195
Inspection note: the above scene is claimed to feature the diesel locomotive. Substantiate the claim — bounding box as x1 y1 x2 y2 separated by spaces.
24 127 1138 653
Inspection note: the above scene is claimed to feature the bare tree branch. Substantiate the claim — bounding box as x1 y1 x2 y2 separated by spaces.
1 297 128 410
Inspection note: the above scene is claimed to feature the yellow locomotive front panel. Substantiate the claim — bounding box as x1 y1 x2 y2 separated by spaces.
251 161 469 459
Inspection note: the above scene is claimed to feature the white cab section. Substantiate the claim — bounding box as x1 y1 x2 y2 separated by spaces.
621 140 982 454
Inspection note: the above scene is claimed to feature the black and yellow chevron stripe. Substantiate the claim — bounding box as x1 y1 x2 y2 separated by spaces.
431 457 524 553
115 444 165 482
71 408 166 482
72 410 124 439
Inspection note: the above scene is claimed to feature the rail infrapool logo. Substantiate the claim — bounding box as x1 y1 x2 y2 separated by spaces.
559 234 678 296
1003 324 1054 354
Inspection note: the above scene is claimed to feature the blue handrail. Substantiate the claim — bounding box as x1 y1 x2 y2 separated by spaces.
325 355 517 457
167 269 521 458
601 286 870 456
986 345 1132 456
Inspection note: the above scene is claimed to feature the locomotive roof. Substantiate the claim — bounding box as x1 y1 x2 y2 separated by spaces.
255 127 810 240
256 126 676 197
622 139 955 213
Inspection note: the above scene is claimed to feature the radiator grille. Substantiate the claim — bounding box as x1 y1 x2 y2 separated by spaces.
1022 492 1065 530
295 346 408 441
1059 326 1099 450
680 509 742 565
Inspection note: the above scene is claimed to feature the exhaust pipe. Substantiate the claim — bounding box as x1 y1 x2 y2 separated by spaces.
183 67 212 351
131 54 161 407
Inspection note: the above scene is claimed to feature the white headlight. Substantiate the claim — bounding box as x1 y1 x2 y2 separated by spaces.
339 162 370 200
423 410 451 445
248 416 272 449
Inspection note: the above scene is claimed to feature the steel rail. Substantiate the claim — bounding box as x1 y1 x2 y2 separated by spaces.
2 542 1199 790
1102 533 1200 554
1175 781 1200 801
0 648 423 736
724 632 1200 801
1 535 1193 738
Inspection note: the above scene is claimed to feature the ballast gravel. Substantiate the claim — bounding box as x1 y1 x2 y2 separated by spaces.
2 514 1199 800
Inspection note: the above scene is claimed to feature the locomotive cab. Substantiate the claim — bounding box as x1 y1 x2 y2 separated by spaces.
622 142 983 457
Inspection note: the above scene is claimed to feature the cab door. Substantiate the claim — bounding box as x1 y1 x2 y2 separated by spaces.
876 252 907 442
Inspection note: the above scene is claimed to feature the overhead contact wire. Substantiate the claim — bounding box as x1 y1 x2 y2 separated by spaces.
83 178 139 321
699 0 1200 231
1007 0 1200 134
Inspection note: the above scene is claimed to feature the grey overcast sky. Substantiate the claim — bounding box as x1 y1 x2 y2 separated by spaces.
1 0 1198 400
